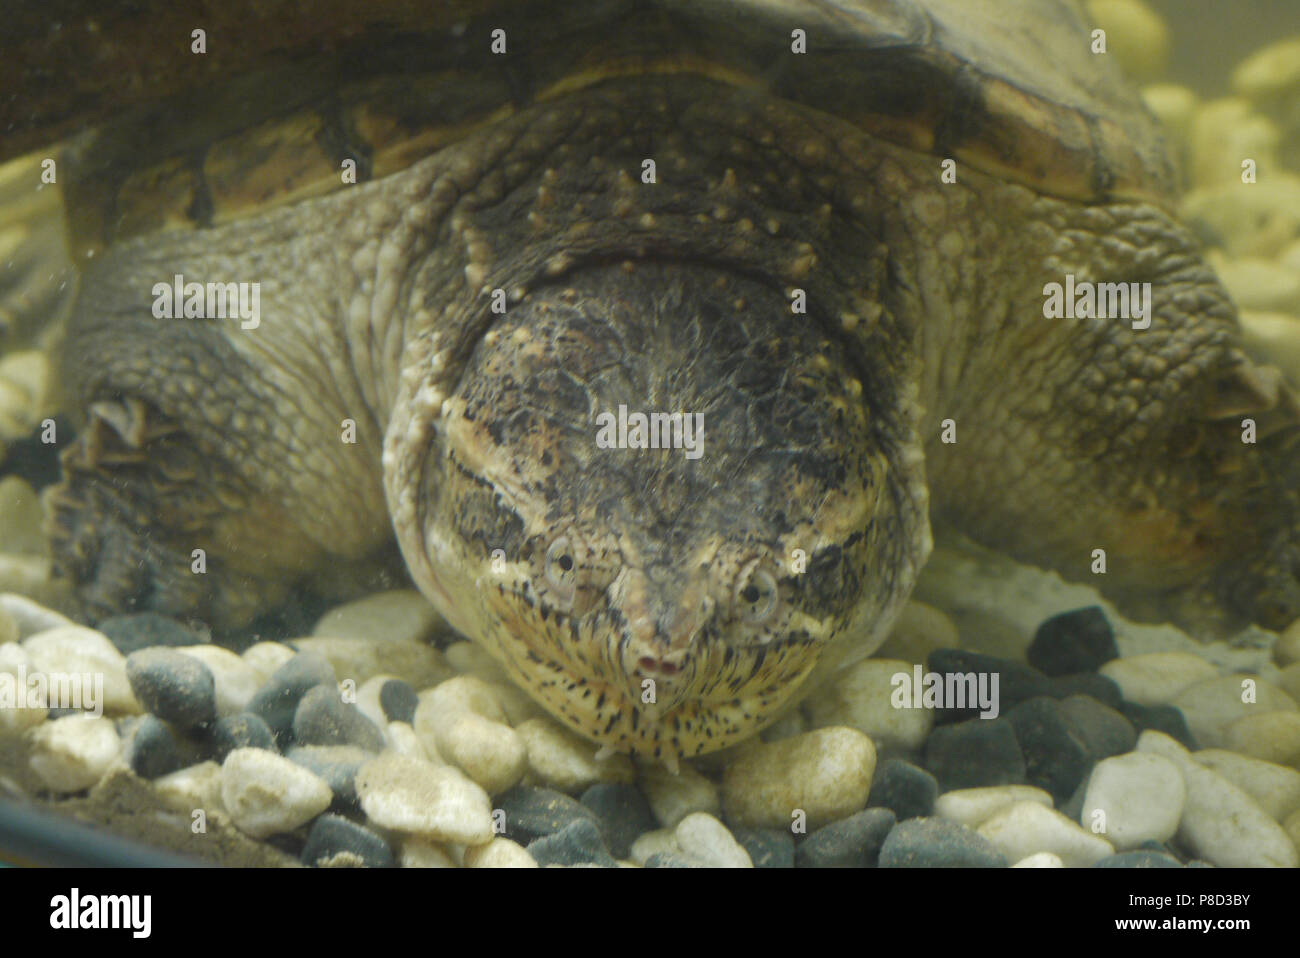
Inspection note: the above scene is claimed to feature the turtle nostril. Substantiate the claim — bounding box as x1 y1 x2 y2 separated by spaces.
637 655 679 676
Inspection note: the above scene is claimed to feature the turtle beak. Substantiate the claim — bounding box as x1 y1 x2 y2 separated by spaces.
608 567 715 716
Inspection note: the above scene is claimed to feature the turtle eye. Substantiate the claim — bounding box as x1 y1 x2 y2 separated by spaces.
735 565 778 624
544 535 578 602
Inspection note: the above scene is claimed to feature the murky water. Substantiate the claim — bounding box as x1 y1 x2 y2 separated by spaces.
2 0 1300 870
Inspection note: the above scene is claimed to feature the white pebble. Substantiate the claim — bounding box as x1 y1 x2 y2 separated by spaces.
874 600 960 665
23 626 140 714
674 812 752 867
1170 674 1296 748
356 674 398 730
413 677 525 793
220 748 332 839
401 837 459 868
1011 851 1065 868
290 636 453 689
1194 749 1300 822
932 785 1055 828
721 728 875 830
977 801 1114 867
312 589 445 643
1137 730 1298 867
241 641 297 681
0 603 18 645
176 645 261 717
384 721 430 760
153 761 226 816
355 752 494 845
29 716 121 792
629 828 682 865
0 594 75 639
1220 710 1300 766
463 838 538 868
641 761 721 828
444 640 511 683
515 716 635 793
1082 752 1184 850
0 641 46 732
804 658 933 753
1098 652 1217 706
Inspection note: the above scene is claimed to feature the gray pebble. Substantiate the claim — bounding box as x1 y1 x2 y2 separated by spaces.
1027 607 1118 676
286 745 368 811
501 786 601 845
1094 851 1183 868
292 684 385 751
99 612 203 654
879 817 1009 867
125 648 217 729
795 808 896 868
868 758 939 821
247 652 336 744
527 818 618 868
378 679 419 724
579 783 658 859
645 851 705 868
1006 697 1092 805
302 813 394 868
924 718 1026 791
210 712 276 761
1058 694 1136 758
731 826 796 868
122 714 183 779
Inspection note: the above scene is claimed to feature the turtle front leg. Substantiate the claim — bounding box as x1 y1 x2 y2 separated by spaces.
46 395 304 628
923 192 1300 638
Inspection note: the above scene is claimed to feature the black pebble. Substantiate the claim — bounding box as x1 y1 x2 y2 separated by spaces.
1093 851 1182 868
302 814 394 868
1047 672 1124 708
378 679 418 724
731 827 795 869
293 684 385 752
1006 697 1093 806
286 746 367 811
878 817 1009 868
795 808 896 868
99 613 204 655
1058 694 1136 759
1118 701 1198 750
1027 607 1118 676
924 718 1026 791
527 818 618 867
868 758 939 821
122 715 183 779
501 786 602 845
927 650 1049 723
125 648 217 729
579 783 658 859
210 712 277 761
247 652 336 745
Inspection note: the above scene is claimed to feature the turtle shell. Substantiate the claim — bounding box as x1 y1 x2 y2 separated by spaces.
1 0 1175 260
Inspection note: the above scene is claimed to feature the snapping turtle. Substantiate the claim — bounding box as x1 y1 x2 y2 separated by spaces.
16 0 1300 764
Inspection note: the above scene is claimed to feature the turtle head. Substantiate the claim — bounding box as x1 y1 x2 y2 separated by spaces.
392 262 927 761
